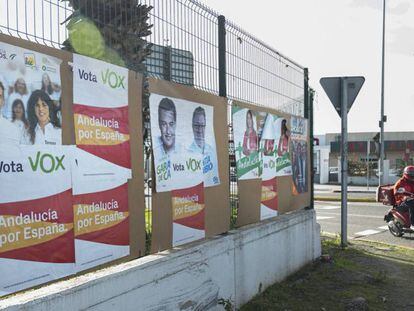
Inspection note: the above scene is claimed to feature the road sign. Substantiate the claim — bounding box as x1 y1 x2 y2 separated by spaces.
320 77 365 117
319 76 365 248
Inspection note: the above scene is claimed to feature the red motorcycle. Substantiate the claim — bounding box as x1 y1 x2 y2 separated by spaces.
377 185 413 237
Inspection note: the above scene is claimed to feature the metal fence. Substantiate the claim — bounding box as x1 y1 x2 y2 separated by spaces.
0 0 309 236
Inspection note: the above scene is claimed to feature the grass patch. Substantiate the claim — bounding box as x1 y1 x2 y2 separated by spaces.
241 236 414 311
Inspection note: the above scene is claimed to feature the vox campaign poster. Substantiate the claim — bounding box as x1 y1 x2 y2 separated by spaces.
72 178 129 272
0 42 63 146
232 105 260 180
73 54 131 180
291 117 308 194
260 178 278 220
150 94 220 192
170 155 205 246
259 113 279 220
0 145 74 296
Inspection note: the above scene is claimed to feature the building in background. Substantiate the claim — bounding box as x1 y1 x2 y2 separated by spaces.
314 132 414 185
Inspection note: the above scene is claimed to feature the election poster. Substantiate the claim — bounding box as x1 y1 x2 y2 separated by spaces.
271 115 292 176
291 117 308 194
232 105 260 180
0 145 74 296
72 178 129 272
256 111 268 177
170 152 205 246
73 54 131 181
0 42 62 146
260 178 278 220
171 183 205 247
259 113 279 220
150 93 220 192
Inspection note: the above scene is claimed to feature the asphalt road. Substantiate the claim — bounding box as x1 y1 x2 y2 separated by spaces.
315 200 414 248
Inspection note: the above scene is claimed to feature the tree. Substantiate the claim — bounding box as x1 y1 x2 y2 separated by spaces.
61 0 153 72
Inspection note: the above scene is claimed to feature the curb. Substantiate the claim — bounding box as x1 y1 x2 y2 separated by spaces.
315 197 376 203
321 232 414 251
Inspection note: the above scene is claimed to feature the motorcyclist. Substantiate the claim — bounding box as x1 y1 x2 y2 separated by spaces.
394 165 414 229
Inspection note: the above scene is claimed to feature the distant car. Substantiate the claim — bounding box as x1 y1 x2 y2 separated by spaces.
329 167 339 174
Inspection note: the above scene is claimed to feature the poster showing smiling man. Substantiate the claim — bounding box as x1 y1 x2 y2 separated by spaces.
259 113 279 220
291 117 308 194
150 94 219 192
0 42 62 146
232 105 260 180
73 54 131 181
0 145 74 296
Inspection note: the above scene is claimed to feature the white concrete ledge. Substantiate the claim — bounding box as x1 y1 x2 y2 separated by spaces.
0 209 321 310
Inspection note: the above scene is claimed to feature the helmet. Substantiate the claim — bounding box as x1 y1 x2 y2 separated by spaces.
403 166 414 181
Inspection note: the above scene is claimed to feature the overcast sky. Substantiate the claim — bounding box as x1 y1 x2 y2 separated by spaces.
202 0 413 135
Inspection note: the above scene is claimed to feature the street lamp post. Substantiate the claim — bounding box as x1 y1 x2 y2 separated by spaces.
379 0 386 185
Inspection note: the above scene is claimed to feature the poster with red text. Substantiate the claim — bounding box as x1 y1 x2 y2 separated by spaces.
0 144 74 296
260 178 278 220
73 54 131 181
72 176 129 272
259 113 279 220
170 153 205 246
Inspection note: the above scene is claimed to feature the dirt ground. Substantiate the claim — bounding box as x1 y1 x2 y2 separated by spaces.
241 236 414 311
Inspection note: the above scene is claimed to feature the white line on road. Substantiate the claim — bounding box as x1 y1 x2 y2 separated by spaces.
316 212 383 219
377 226 389 230
354 229 381 237
317 216 334 220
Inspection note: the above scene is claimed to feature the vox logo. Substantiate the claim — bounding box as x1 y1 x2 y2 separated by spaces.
186 158 201 172
101 69 125 89
28 152 65 173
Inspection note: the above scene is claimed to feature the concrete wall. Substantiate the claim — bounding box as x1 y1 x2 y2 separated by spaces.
0 209 321 311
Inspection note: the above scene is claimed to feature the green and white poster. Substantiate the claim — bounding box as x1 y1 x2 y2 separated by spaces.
271 116 292 176
232 105 260 180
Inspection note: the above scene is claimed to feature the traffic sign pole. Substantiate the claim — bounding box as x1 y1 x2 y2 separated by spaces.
341 77 348 248
320 76 365 249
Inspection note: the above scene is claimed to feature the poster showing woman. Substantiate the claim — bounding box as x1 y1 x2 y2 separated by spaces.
291 117 308 194
0 42 62 146
150 94 220 192
274 117 293 176
232 105 260 180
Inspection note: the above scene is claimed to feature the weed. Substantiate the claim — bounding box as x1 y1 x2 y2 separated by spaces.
218 297 235 311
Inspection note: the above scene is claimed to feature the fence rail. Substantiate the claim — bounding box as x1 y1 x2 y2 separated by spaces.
0 0 305 116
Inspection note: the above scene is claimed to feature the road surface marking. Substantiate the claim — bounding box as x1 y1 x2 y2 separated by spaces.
377 226 389 230
315 206 341 210
316 216 334 220
316 212 383 219
354 229 381 237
